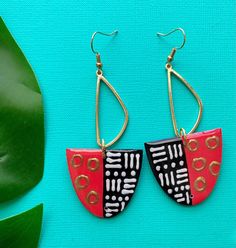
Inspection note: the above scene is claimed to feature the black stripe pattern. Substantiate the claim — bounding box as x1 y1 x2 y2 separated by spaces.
145 138 192 205
103 150 142 218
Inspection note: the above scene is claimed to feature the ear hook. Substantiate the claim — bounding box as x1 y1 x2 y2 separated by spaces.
90 30 118 55
157 27 186 50
158 28 203 137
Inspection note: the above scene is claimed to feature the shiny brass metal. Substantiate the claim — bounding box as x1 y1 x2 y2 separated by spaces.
167 48 177 62
205 136 220 150
96 53 103 69
86 190 99 205
91 30 118 55
90 30 128 149
209 161 220 176
75 175 89 190
187 139 199 152
194 176 206 192
157 28 186 51
180 128 187 145
157 27 203 137
96 71 129 148
71 154 83 168
166 63 203 137
95 71 128 149
192 157 207 171
87 158 100 172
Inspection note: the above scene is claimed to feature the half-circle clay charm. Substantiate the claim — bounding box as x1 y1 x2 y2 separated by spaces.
66 149 142 217
145 128 222 206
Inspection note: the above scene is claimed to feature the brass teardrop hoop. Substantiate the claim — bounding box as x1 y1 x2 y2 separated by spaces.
91 30 128 150
95 69 129 149
166 62 203 137
157 28 203 137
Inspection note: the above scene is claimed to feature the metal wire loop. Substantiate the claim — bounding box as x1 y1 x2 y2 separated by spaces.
157 27 186 50
90 30 118 54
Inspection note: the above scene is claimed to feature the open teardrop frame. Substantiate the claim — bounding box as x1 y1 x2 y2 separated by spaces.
96 71 129 148
166 63 203 137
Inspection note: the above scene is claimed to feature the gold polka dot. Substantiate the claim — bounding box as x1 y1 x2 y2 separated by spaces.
209 161 220 176
194 176 206 192
86 190 99 205
87 158 100 172
205 136 220 150
74 175 89 190
192 157 207 171
71 154 83 168
187 139 199 152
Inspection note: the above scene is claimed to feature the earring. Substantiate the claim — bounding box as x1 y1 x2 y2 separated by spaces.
145 28 222 206
66 31 143 218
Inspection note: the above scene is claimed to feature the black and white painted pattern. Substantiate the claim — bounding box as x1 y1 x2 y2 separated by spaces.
103 149 142 218
145 138 192 205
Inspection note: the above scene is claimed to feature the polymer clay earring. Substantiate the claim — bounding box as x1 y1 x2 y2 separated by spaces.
66 31 142 218
145 28 222 206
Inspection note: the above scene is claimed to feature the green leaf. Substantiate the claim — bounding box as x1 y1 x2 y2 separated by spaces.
0 204 43 248
0 18 45 245
0 17 44 202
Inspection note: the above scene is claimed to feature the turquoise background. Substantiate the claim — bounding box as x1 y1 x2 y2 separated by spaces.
0 1 236 247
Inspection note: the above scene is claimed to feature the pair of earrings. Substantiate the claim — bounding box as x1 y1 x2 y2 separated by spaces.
66 28 222 218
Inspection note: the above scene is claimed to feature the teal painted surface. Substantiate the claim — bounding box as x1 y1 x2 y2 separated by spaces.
0 1 236 247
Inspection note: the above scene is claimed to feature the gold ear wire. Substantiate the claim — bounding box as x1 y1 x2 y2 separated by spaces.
90 30 118 55
157 27 186 62
157 28 203 137
90 30 118 73
90 31 128 150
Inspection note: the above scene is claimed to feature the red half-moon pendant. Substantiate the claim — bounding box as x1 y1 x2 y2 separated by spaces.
66 149 142 217
145 128 222 205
